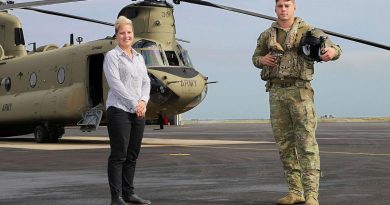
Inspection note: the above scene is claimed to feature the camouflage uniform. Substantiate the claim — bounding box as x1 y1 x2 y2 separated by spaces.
252 17 341 199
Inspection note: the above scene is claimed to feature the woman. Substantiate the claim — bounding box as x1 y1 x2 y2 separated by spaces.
103 16 151 205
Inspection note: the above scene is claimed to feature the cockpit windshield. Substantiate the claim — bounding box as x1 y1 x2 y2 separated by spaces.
133 40 194 67
177 44 193 67
133 40 165 67
140 49 165 67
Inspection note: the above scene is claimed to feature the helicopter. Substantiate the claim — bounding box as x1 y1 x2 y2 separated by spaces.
0 0 389 143
0 0 214 142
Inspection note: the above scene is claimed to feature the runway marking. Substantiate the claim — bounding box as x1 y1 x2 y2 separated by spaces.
0 136 272 151
321 151 390 157
181 145 390 157
0 143 109 150
1 137 389 157
169 153 191 156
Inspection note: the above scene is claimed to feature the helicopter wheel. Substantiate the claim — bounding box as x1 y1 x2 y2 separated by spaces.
34 124 64 143
56 126 65 138
34 124 50 143
47 125 65 143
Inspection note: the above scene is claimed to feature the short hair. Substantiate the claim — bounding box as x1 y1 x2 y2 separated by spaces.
275 0 295 3
115 16 133 34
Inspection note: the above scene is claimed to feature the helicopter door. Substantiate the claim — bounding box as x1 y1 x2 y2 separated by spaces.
87 54 104 107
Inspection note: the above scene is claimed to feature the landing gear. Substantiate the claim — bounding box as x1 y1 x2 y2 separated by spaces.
34 124 64 143
34 125 49 143
158 114 164 130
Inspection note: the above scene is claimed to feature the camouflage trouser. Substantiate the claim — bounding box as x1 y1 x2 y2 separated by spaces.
269 85 320 198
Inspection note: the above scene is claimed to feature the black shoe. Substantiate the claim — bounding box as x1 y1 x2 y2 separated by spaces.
111 196 128 205
123 194 151 205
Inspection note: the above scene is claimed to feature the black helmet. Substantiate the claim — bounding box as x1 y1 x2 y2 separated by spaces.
298 30 327 62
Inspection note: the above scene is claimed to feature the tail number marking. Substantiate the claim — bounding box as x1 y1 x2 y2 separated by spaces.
2 103 12 112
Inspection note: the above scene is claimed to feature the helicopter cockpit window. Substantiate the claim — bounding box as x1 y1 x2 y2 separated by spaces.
1 77 11 92
133 40 165 67
133 40 158 49
177 44 193 67
57 67 65 84
140 49 165 67
165 51 179 66
29 72 37 88
14 28 25 46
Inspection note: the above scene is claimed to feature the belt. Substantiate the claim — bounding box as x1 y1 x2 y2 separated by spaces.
270 81 296 88
274 82 295 88
266 79 310 92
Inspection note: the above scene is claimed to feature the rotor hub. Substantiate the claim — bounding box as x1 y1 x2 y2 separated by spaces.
132 0 173 8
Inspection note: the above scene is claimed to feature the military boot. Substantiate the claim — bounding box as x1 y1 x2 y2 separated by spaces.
278 193 305 204
305 196 319 205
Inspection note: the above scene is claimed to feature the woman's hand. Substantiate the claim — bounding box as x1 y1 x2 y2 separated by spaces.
136 100 147 118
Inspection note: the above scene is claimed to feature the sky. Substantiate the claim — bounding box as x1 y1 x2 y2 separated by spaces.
9 0 390 120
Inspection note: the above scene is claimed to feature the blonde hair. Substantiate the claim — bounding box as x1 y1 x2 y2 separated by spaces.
115 16 133 34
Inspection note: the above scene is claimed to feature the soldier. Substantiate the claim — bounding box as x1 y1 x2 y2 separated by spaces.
252 1 341 205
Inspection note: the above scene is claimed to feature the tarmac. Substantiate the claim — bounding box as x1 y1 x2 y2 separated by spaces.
0 122 389 205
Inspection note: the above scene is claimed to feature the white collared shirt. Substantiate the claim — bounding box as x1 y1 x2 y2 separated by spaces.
103 45 151 113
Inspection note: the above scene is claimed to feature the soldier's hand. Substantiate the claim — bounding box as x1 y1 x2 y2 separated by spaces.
260 53 277 68
321 47 337 62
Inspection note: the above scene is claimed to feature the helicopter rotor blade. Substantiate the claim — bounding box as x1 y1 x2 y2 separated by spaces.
319 29 390 51
22 7 114 26
0 0 88 10
175 0 390 51
20 4 190 42
174 0 276 21
176 38 190 43
22 6 189 43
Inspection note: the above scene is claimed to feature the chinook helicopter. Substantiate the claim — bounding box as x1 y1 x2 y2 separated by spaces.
0 0 389 143
0 0 213 142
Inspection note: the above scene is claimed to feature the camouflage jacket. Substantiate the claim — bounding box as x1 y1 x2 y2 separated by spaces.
252 17 341 82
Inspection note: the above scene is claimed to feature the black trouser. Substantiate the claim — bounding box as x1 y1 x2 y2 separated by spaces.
107 106 145 199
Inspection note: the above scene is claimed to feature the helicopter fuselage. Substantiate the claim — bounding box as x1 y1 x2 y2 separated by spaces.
0 0 211 140
0 38 208 137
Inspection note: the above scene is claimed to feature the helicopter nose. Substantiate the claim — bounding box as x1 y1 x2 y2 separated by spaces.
149 73 179 106
147 67 208 114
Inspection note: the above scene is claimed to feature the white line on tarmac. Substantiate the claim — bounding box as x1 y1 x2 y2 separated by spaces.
2 137 388 157
181 145 390 157
0 136 272 151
